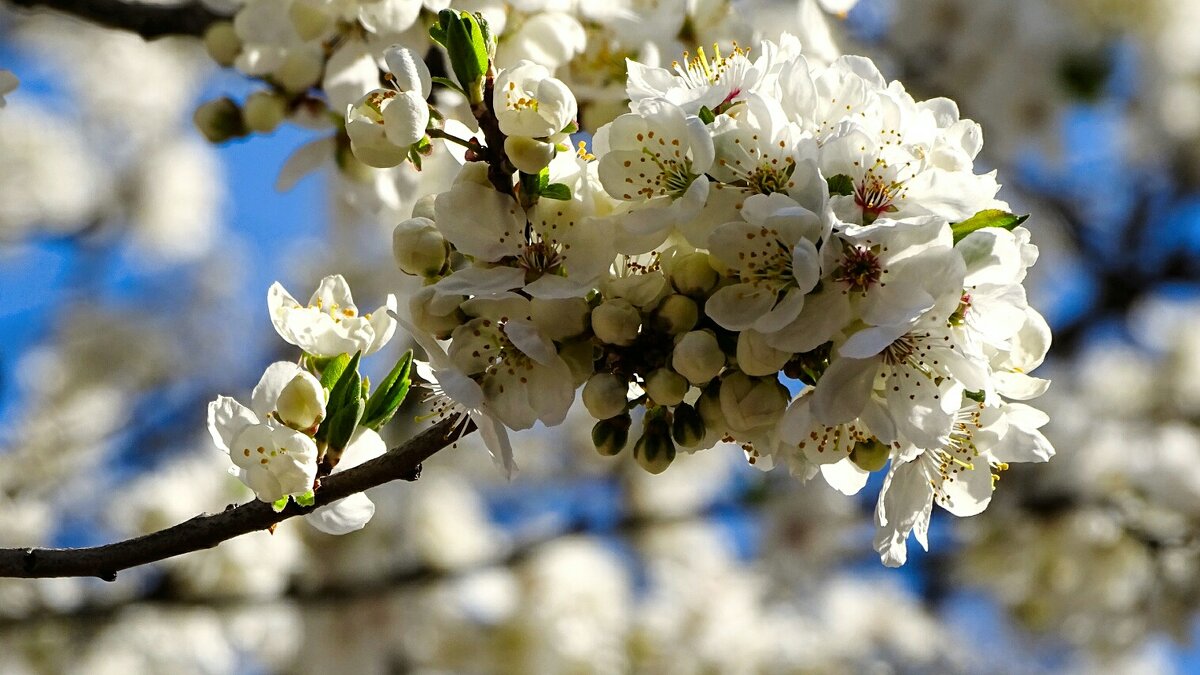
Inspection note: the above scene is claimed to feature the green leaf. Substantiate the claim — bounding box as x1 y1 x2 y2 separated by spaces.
538 167 550 191
442 10 489 103
951 209 1029 244
317 351 361 444
271 496 289 513
324 397 366 467
318 353 352 391
362 350 414 430
295 491 315 508
698 106 716 125
540 183 572 200
430 76 466 96
826 174 855 196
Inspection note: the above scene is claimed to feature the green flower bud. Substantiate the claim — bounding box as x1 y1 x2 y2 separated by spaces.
592 299 641 346
644 368 688 407
194 97 246 143
719 371 789 434
849 438 891 472
393 217 449 278
203 21 241 67
592 413 631 456
653 294 699 335
583 372 628 420
242 90 288 133
671 403 706 448
634 413 676 474
669 251 719 297
672 330 724 385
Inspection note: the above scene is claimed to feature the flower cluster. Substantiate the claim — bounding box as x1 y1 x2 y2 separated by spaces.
388 31 1054 565
207 275 409 535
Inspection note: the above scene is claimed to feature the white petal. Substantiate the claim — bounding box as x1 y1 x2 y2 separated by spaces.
705 283 778 331
250 361 303 417
307 493 376 535
336 428 388 472
207 396 260 453
820 457 870 495
811 357 878 425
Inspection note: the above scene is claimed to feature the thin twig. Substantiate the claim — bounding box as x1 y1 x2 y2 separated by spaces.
0 417 469 580
4 0 229 39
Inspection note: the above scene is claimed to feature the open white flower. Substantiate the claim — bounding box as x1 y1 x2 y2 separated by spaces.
306 427 388 535
207 364 319 505
494 61 577 139
268 274 397 357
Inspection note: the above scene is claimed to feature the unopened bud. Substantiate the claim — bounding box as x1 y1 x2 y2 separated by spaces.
194 97 246 143
719 371 788 434
669 251 719 297
583 372 628 420
393 217 448 277
849 438 891 472
276 371 327 431
203 21 241 67
531 297 590 340
412 194 437 221
653 294 698 335
243 90 288 133
696 381 726 432
592 299 641 346
592 413 631 456
505 135 555 173
634 412 676 474
671 403 705 448
644 368 688 407
736 329 790 377
289 0 333 41
274 50 323 94
672 330 724 385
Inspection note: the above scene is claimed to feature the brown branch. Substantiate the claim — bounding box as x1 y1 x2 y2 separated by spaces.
0 417 468 580
4 0 230 39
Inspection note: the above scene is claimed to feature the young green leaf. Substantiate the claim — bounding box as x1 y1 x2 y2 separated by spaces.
362 350 414 430
826 174 855 196
698 106 716 125
951 209 1030 244
540 183 572 200
318 352 352 391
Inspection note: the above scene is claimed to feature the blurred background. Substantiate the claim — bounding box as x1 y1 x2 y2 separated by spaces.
3 0 1200 672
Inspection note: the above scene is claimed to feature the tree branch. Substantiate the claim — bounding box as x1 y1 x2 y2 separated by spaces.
4 0 230 39
0 417 468 580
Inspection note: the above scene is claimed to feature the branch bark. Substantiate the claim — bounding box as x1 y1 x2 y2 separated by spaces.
0 417 467 580
4 0 230 39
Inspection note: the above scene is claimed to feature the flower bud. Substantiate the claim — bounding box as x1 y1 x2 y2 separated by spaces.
505 135 556 173
412 194 437 221
736 329 790 376
194 97 246 143
276 371 327 431
393 217 448 277
242 90 288 133
603 270 668 308
346 90 409 168
531 297 590 341
592 413 631 456
289 0 333 41
849 438 891 472
645 368 688 407
672 330 724 385
652 294 698 335
203 21 241 67
274 50 323 94
410 286 466 340
696 381 726 432
592 299 641 346
583 372 628 420
634 412 675 474
719 371 788 434
558 337 597 387
669 252 719 297
671 403 705 448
